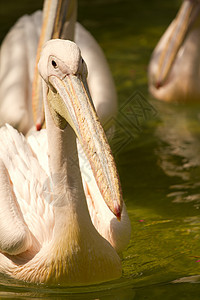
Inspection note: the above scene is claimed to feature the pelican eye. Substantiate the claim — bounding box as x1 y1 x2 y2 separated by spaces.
52 60 57 68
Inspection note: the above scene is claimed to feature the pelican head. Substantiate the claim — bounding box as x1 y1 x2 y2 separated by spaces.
38 39 123 220
149 0 200 100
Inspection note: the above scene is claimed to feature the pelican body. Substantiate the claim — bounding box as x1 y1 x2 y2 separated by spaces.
0 0 117 133
0 40 130 285
148 0 200 102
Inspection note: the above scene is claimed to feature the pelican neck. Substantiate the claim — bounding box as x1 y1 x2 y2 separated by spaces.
43 90 93 236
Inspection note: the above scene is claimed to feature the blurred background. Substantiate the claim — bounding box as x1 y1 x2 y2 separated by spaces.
1 0 200 299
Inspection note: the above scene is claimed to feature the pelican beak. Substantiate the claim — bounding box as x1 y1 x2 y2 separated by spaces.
46 65 123 220
32 0 77 130
155 0 200 88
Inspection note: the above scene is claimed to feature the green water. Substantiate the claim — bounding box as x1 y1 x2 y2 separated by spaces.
1 0 200 298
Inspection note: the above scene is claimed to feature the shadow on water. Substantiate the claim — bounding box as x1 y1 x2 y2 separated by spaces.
1 0 200 298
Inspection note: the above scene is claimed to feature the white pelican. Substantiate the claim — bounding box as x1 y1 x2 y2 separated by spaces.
148 0 200 102
0 39 130 284
0 0 117 133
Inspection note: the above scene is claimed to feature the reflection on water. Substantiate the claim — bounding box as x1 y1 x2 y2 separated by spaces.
155 102 200 207
1 0 200 298
0 274 136 299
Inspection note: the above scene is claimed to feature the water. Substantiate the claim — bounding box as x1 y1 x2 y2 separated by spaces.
1 0 200 298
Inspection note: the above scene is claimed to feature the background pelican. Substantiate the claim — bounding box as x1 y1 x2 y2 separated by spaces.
0 0 117 133
148 0 200 102
0 39 130 284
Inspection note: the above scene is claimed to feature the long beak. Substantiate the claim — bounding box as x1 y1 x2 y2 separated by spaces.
32 0 77 130
47 73 123 220
155 0 200 88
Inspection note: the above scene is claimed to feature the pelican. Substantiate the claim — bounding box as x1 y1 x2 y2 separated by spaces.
148 0 200 102
0 39 130 284
0 0 117 134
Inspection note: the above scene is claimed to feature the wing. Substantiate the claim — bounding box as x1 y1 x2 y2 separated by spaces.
0 125 54 253
0 158 32 255
0 11 42 134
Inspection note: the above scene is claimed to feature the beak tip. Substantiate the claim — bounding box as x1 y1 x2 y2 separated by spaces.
155 80 162 89
114 203 122 221
36 123 42 131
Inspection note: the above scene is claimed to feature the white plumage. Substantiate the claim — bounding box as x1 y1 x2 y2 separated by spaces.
0 124 54 247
